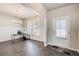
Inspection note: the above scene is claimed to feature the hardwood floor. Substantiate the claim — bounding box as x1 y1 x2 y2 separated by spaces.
0 39 79 56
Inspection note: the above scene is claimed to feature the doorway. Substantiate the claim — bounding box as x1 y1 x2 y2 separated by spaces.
27 16 41 41
53 16 70 48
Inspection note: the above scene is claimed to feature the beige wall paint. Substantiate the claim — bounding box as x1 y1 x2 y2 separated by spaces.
0 14 23 42
48 5 79 50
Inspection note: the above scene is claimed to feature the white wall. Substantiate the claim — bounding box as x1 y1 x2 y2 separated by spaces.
0 3 47 44
28 4 47 45
0 14 23 42
48 5 79 50
78 5 79 50
24 16 42 41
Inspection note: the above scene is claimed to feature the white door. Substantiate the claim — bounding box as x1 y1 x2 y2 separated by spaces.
53 16 70 48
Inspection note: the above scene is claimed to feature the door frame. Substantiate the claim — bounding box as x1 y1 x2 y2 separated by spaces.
53 15 70 48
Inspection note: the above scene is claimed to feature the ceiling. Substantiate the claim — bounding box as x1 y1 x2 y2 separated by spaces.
0 3 39 19
43 3 74 10
0 3 75 19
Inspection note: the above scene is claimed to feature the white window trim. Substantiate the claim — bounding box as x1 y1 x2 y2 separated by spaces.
53 15 70 47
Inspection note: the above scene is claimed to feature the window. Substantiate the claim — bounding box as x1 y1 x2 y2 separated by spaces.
27 19 40 36
55 19 67 39
32 20 40 36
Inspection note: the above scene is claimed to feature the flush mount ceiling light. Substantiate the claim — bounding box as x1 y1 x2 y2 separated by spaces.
11 19 22 24
16 20 22 24
11 19 16 23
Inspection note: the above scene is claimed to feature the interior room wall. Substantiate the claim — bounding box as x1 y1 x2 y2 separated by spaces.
47 5 79 50
0 3 47 44
24 16 42 41
0 14 23 42
28 4 48 45
78 5 79 49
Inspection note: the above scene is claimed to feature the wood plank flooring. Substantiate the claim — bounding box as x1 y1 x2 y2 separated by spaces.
0 39 79 56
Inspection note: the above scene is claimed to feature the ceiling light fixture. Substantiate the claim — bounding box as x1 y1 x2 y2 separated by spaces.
11 20 16 23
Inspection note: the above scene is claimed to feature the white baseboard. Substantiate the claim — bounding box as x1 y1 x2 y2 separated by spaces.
44 42 48 46
31 39 44 42
31 39 48 47
47 43 79 53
